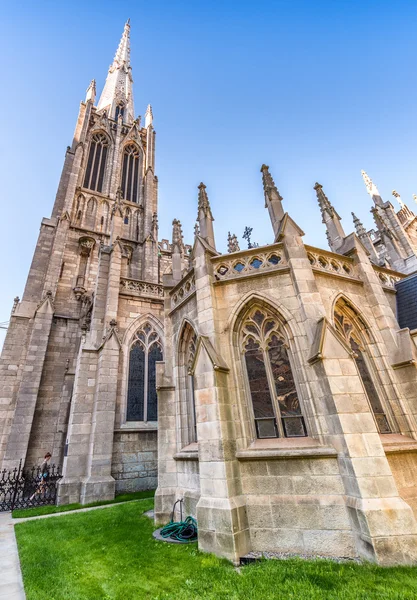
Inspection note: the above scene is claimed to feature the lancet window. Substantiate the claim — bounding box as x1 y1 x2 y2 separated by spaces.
121 144 140 203
127 323 163 422
179 323 198 444
334 303 391 433
115 104 125 121
240 307 306 439
83 133 109 193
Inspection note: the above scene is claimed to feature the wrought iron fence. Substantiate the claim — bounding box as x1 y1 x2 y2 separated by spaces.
0 459 62 512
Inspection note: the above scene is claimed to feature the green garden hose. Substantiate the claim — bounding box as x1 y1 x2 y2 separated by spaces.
160 499 198 543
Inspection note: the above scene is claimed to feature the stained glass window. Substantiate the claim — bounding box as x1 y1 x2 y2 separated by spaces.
241 306 306 439
83 133 109 193
127 323 163 422
334 304 391 433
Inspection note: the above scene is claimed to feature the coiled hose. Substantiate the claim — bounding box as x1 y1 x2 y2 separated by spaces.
160 499 198 543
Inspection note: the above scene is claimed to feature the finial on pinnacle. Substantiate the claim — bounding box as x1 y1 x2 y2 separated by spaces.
361 169 380 198
392 190 405 209
414 194 417 205
227 232 240 253
145 104 153 127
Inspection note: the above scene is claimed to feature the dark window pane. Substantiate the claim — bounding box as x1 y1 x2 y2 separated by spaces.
127 344 145 421
127 155 134 201
147 344 163 421
244 348 275 420
97 145 107 192
121 153 128 199
83 141 96 189
351 339 391 433
268 337 302 417
91 144 102 191
255 418 278 439
132 156 139 203
268 254 281 265
253 310 265 326
282 416 306 437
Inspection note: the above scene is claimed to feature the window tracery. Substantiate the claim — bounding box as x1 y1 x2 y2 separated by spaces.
334 302 391 433
127 323 163 422
83 133 109 193
240 306 306 439
121 144 140 203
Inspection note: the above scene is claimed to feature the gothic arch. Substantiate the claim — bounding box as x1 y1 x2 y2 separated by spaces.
84 196 98 230
119 314 164 426
231 296 309 441
176 319 198 446
83 132 110 193
120 142 143 203
332 295 394 433
72 193 85 224
99 200 110 233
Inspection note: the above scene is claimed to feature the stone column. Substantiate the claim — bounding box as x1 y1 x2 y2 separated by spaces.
193 238 251 562
2 294 54 470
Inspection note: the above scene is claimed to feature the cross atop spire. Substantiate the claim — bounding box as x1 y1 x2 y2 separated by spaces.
97 21 135 123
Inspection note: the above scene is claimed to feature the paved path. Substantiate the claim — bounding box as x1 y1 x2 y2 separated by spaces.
0 513 25 599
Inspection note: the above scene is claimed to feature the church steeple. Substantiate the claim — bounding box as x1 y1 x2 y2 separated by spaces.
314 182 345 253
97 20 135 124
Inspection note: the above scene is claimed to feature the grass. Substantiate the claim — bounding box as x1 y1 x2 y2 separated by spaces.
12 489 155 518
14 499 417 600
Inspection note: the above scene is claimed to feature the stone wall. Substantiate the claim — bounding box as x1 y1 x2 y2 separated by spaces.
112 430 158 493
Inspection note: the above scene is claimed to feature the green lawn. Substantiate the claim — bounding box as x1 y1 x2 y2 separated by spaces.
15 499 417 600
12 489 155 518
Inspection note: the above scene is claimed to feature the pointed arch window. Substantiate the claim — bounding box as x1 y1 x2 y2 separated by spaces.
121 144 140 203
127 323 163 422
83 133 109 193
115 104 125 121
179 324 198 444
334 305 391 433
240 307 306 439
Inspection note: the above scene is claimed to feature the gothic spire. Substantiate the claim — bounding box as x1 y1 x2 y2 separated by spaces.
171 219 183 281
314 183 345 253
260 164 285 238
352 212 380 263
97 20 135 123
361 170 383 206
197 183 216 249
85 79 96 103
352 212 367 237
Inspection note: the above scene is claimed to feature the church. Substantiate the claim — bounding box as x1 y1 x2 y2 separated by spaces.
2 21 417 565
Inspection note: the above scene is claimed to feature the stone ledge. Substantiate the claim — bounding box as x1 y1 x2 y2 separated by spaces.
236 442 337 461
381 433 417 455
174 443 199 461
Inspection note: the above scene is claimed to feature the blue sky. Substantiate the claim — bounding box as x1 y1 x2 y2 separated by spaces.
0 0 416 346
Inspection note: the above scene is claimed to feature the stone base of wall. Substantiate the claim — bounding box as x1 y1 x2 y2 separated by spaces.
112 430 157 494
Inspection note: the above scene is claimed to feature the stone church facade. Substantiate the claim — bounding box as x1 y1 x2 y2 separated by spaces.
155 168 417 565
2 20 417 565
0 22 190 502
